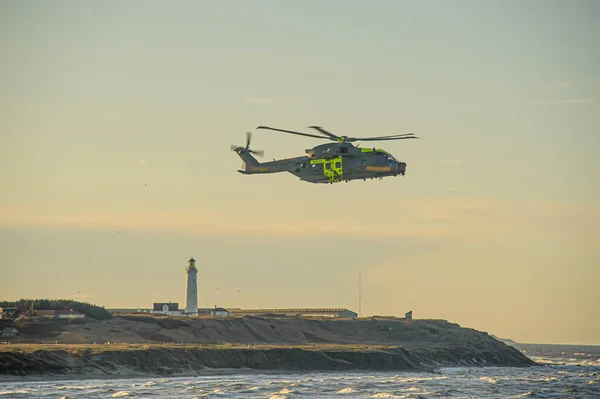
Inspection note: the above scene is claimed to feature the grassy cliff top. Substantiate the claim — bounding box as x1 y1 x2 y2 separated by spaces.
3 314 503 350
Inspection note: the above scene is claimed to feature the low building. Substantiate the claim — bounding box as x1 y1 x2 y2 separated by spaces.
227 308 358 318
108 308 153 314
31 309 85 319
152 303 182 316
196 307 230 317
1 327 18 337
35 310 57 317
212 307 229 317
34 309 85 318
54 310 85 319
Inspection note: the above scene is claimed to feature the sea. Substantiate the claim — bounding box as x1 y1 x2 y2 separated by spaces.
1 343 598 398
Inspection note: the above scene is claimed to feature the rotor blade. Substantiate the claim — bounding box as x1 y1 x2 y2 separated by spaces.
231 144 242 151
354 136 420 142
257 126 328 140
246 131 252 148
352 133 417 140
366 133 416 139
307 126 339 140
250 149 264 157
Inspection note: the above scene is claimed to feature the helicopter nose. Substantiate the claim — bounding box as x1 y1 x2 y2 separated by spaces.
397 162 407 176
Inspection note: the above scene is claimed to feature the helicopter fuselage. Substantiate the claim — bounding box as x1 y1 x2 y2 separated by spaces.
235 142 407 184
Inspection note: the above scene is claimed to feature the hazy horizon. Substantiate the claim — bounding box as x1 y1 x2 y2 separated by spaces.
1 1 599 346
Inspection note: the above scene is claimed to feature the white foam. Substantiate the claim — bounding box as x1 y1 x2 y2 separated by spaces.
480 376 499 384
0 390 34 396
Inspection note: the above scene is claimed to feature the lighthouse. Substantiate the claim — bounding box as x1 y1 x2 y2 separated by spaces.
185 257 198 316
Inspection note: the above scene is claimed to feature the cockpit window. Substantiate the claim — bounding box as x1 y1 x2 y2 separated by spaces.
375 153 387 165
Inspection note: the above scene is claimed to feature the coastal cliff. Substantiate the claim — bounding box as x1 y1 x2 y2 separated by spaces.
0 316 535 378
0 342 534 379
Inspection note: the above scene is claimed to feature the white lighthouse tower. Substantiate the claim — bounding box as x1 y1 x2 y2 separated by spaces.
185 257 198 316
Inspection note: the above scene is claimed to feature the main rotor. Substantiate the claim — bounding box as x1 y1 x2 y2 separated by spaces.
256 125 419 144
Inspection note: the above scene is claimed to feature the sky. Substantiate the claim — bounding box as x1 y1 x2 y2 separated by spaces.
1 1 599 345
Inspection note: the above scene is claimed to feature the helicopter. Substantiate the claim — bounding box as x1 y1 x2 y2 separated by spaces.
230 125 419 184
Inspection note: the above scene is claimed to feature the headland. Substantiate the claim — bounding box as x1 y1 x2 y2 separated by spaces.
0 314 535 380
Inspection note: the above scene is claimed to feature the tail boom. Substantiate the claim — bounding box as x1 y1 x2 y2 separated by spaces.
235 151 278 174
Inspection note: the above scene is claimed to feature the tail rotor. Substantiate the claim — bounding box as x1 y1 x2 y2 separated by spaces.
230 132 264 157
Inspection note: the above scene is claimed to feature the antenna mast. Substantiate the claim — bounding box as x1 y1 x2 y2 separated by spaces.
358 272 362 317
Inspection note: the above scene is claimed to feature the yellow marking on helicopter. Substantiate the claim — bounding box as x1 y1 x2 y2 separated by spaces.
250 166 269 172
361 148 386 153
365 166 392 172
310 156 343 182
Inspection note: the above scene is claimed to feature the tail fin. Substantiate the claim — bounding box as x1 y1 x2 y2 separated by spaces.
231 132 264 174
235 150 261 173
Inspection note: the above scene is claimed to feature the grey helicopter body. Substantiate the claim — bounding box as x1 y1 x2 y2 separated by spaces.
231 126 419 184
